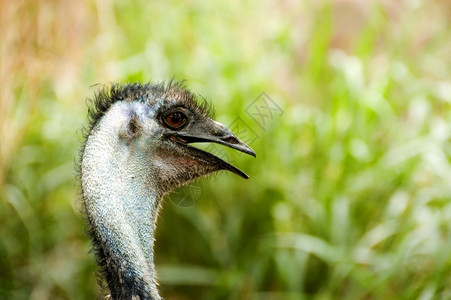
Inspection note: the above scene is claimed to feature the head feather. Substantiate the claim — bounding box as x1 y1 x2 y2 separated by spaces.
84 81 214 140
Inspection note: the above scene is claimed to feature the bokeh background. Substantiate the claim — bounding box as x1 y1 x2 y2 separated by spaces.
2 0 451 299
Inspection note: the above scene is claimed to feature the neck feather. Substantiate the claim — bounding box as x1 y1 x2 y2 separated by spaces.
81 116 162 300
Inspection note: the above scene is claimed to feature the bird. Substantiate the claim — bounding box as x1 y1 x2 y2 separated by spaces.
79 81 255 300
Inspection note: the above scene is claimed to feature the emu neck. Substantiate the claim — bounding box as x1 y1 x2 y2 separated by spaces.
82 120 162 299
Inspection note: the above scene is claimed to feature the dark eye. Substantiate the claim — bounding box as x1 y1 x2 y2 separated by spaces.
163 111 188 130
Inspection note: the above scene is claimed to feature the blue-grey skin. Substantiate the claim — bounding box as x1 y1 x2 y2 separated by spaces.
80 83 255 300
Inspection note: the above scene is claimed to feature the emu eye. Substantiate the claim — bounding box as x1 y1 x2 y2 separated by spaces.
163 111 188 130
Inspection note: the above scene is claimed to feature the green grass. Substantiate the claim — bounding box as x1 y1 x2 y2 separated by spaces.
1 0 451 299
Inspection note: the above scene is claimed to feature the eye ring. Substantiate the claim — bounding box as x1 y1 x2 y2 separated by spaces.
162 111 188 130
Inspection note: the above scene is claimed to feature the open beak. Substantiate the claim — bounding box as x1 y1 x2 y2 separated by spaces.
166 120 256 179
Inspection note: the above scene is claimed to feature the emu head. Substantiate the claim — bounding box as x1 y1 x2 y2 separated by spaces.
84 82 255 197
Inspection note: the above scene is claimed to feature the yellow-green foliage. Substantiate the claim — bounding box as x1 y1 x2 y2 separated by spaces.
1 1 451 299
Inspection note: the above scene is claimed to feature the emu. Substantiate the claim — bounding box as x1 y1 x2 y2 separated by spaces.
79 81 255 299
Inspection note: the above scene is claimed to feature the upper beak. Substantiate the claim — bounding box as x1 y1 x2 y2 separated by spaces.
166 120 256 179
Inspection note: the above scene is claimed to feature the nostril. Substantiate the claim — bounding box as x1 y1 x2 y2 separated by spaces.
212 128 223 136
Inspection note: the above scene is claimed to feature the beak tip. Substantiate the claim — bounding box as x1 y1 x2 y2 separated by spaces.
241 172 250 179
243 146 256 158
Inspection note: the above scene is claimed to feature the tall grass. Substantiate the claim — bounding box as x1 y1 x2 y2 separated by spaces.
1 0 451 299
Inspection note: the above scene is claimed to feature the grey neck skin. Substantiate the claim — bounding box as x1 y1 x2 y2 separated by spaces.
81 103 162 300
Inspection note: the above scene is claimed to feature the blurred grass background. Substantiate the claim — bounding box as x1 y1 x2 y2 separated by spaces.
1 0 451 299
